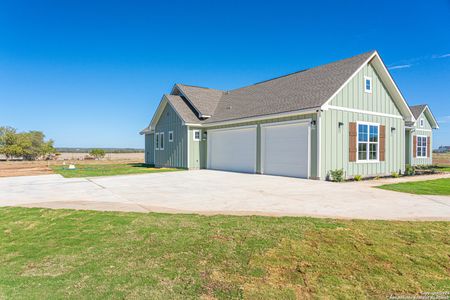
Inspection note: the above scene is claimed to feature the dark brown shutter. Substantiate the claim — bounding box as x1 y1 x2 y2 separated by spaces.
413 135 417 158
349 122 357 162
379 125 386 161
427 136 431 158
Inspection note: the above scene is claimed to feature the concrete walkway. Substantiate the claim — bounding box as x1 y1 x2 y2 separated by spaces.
0 170 449 220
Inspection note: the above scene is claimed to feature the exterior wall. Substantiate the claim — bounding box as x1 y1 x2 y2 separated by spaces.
154 104 188 168
329 63 402 116
321 61 405 179
195 113 318 178
144 133 155 165
410 111 433 165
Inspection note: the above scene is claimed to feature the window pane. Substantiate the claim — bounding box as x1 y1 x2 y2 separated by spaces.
417 137 422 147
366 79 370 90
358 125 368 142
161 134 164 148
369 126 378 142
358 143 367 160
422 137 427 147
369 143 378 160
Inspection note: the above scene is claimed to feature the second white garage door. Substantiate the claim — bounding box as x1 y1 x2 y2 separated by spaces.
207 126 257 173
261 120 310 178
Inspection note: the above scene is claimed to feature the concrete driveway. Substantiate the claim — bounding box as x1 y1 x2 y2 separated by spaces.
0 170 449 220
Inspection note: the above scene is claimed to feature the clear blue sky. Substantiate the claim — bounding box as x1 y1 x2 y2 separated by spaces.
1 0 449 148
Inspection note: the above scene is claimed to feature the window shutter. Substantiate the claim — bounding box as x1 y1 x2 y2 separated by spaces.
349 122 357 162
379 125 386 161
413 135 417 158
427 136 431 158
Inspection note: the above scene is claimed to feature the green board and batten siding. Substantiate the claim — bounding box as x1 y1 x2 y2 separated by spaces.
189 113 318 177
144 133 154 165
321 62 405 179
410 111 433 165
153 104 188 168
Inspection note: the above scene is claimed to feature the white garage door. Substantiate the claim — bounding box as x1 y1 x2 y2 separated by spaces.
207 126 257 173
261 121 310 178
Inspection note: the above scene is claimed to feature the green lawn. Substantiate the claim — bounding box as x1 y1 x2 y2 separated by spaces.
378 178 450 195
51 163 180 178
0 208 448 299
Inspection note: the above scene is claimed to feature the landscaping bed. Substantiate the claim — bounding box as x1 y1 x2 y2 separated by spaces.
0 207 449 299
377 178 450 195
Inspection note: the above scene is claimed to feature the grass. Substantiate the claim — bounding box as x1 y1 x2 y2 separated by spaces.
378 178 450 195
51 163 180 178
0 207 449 299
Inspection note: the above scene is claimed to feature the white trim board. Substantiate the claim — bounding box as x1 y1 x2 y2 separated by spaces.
323 105 404 119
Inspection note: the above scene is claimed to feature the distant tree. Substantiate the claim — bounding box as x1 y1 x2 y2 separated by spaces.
0 126 55 160
89 148 106 160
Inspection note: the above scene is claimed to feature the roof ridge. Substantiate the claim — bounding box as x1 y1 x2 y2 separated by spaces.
178 83 224 92
228 50 376 92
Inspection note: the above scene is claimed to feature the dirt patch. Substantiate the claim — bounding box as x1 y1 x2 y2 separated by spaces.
21 255 78 277
0 152 144 177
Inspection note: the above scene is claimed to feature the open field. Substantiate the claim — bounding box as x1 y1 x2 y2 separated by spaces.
51 163 179 178
433 152 450 166
0 207 449 299
0 153 144 177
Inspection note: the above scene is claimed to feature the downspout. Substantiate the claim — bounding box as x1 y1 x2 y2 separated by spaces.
317 110 322 180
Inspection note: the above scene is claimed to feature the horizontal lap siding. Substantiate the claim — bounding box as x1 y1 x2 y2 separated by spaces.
203 114 318 178
322 61 405 179
154 104 188 168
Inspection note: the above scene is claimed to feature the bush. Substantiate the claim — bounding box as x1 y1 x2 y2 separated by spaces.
89 149 106 160
391 172 400 178
354 175 362 181
329 169 344 182
404 165 415 176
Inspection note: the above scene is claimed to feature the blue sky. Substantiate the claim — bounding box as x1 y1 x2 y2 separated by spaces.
0 0 449 148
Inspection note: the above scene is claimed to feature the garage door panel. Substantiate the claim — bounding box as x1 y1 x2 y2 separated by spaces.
208 127 256 173
262 122 309 178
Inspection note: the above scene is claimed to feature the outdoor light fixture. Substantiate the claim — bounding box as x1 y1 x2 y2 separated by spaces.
391 127 396 132
311 120 316 126
338 122 344 128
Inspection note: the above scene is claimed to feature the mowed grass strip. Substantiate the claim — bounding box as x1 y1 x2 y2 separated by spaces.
378 178 450 195
0 207 449 299
51 163 180 178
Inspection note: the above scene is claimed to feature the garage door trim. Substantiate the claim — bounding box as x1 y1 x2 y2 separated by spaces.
260 119 311 178
207 125 257 172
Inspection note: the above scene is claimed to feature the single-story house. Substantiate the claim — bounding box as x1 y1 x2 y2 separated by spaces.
141 50 439 180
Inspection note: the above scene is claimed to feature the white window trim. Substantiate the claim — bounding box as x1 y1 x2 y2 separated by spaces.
193 129 201 141
416 135 427 158
159 132 164 150
155 133 160 150
168 131 174 142
420 118 424 128
356 121 380 163
364 76 372 94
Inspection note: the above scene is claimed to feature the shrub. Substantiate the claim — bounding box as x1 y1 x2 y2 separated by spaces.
404 165 415 176
354 175 362 181
391 172 400 178
89 149 106 160
329 169 344 182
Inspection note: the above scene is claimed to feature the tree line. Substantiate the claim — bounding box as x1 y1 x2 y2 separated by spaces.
0 126 56 160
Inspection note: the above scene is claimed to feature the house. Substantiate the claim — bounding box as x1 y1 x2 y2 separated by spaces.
141 50 439 180
406 104 439 166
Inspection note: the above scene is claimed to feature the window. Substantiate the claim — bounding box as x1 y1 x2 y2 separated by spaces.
357 123 379 161
160 132 164 150
417 136 427 157
155 133 159 150
364 76 372 93
420 118 424 128
169 131 174 142
193 130 201 141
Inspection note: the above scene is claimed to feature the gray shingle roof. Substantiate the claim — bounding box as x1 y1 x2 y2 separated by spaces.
165 95 202 124
167 50 377 124
409 104 427 120
175 84 224 117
